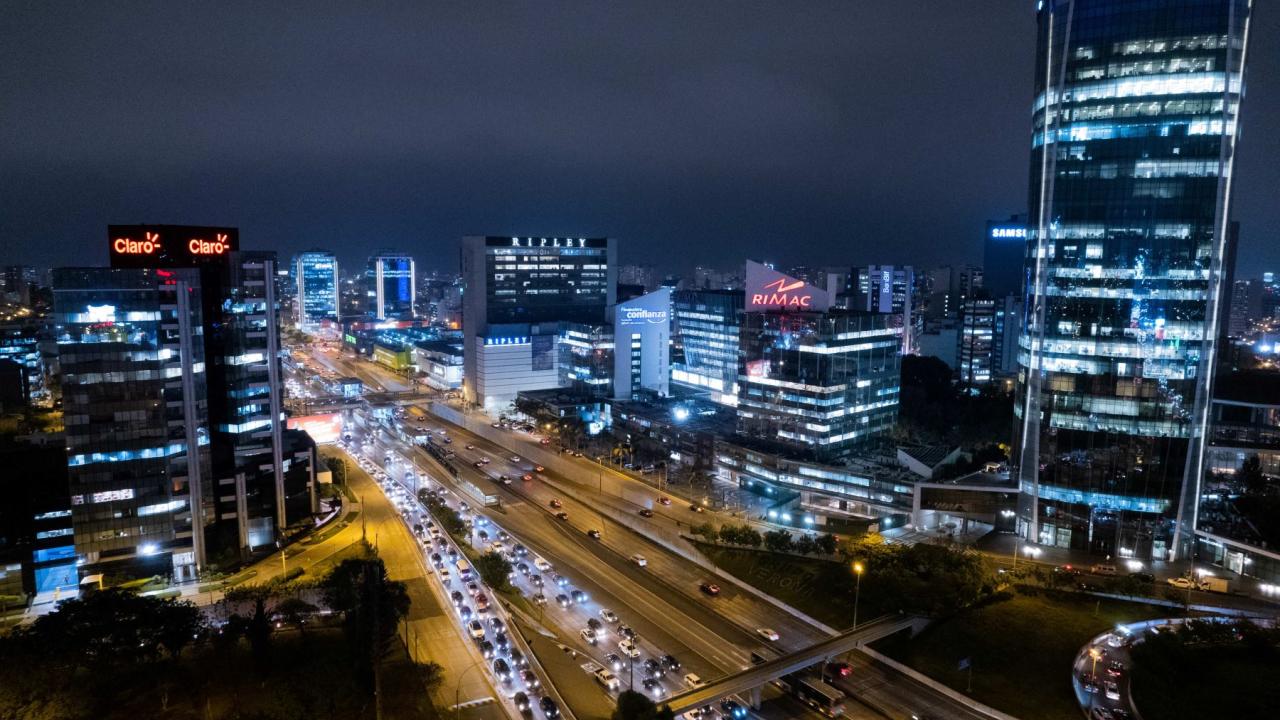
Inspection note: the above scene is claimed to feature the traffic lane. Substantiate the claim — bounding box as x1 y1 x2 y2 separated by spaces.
340 450 507 720
831 652 991 720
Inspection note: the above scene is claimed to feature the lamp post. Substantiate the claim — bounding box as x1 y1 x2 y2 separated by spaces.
852 562 865 629
455 660 486 720
1088 646 1102 684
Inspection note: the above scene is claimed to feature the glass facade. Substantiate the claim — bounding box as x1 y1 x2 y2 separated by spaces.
53 267 212 579
294 250 339 327
957 294 996 387
671 289 743 403
737 310 900 462
1016 0 1252 560
853 265 918 355
0 324 46 405
367 252 415 320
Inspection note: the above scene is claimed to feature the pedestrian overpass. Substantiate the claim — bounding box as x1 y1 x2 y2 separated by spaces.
664 615 917 714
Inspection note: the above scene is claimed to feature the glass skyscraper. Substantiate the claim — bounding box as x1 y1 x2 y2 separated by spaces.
367 251 416 320
294 250 339 327
671 289 743 404
1016 0 1253 561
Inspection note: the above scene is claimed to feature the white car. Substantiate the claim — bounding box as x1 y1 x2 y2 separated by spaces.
683 673 704 689
535 558 552 572
618 639 641 658
600 609 619 623
756 628 780 642
631 554 648 567
1167 576 1196 589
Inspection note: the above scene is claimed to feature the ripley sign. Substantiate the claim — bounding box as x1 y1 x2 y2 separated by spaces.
744 261 831 312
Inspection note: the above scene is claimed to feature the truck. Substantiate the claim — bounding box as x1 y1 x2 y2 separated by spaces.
1199 576 1230 593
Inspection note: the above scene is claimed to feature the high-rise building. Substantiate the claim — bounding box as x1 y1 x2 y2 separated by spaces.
461 236 615 413
1015 0 1252 561
736 262 900 462
671 289 743 405
295 250 339 328
957 292 996 388
853 265 918 355
619 264 656 291
984 215 1029 299
367 251 416 320
0 323 47 407
612 288 671 400
993 294 1024 378
54 266 213 581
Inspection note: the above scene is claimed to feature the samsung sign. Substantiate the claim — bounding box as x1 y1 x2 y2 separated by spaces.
990 226 1026 239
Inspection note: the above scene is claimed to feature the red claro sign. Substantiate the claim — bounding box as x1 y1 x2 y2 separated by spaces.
110 225 237 263
751 278 814 307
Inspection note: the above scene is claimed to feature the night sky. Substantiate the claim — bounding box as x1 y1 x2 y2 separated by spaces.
2 2 1278 277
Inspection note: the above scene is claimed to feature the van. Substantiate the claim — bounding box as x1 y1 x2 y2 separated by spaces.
1090 564 1118 576
683 673 704 689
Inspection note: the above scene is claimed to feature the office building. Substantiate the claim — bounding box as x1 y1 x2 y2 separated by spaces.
461 236 615 413
559 322 614 397
612 288 671 400
367 251 416 320
957 292 996 388
294 250 340 328
984 215 1028 299
54 266 213 581
993 294 1024 378
736 262 899 462
853 265 918 355
671 289 743 405
0 324 46 407
1015 0 1252 561
414 340 464 392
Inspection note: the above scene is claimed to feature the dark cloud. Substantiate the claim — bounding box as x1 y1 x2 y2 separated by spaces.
2 1 1277 275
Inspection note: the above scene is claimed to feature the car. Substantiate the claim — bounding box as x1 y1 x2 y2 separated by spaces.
468 620 485 639
1128 572 1155 584
580 628 598 644
556 593 572 608
642 678 666 697
756 628 780 641
586 617 603 632
600 609 619 623
555 512 569 521
571 589 588 603
489 616 505 632
509 647 527 668
535 465 545 472
530 574 544 588
605 652 624 670
467 581 481 595
451 590 465 606
540 438 552 446
661 654 681 671
683 673 705 689
689 504 706 513
475 594 491 612
517 562 531 575
595 668 620 691
618 624 637 640
643 658 665 677
1091 708 1115 720
639 508 654 518
657 496 672 505
619 639 640 657
631 554 648 567
511 455 521 463
700 582 721 596
523 474 534 482
493 630 509 649
514 691 532 714
587 529 601 540
1106 660 1124 677
1080 673 1099 694
515 543 529 557
1167 576 1197 589
479 640 496 658
493 658 512 680
540 696 561 719
466 444 476 450
720 700 746 719
473 461 485 469
1104 680 1120 701
534 557 552 571
552 572 569 587
825 661 852 677
520 668 540 688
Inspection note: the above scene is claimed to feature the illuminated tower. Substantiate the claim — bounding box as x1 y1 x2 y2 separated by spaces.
1015 0 1252 561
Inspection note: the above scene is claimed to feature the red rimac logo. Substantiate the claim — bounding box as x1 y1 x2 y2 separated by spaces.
752 277 813 307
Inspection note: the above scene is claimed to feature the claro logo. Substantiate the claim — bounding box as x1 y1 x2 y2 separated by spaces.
751 277 813 308
188 233 230 255
113 231 163 255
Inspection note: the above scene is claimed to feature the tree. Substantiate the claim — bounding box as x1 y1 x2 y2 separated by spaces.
739 527 762 548
815 533 838 556
690 522 718 541
325 455 348 485
794 534 818 555
475 550 514 591
763 530 793 553
718 525 742 545
274 597 319 634
321 556 411 691
613 689 674 720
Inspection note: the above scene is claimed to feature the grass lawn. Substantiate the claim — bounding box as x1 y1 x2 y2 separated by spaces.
874 589 1169 720
697 543 881 630
1130 644 1280 720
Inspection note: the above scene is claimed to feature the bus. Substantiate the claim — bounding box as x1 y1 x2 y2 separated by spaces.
782 674 846 717
456 559 472 580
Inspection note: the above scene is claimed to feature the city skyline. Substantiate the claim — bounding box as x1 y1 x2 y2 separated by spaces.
3 3 1280 277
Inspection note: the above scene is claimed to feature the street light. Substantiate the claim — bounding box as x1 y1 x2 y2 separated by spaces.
1088 646 1102 680
455 660 486 720
852 562 865 629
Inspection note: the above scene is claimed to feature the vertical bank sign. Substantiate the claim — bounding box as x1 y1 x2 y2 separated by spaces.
109 225 239 268
744 260 831 312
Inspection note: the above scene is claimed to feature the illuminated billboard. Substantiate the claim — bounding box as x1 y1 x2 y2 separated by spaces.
744 261 831 312
287 413 343 444
108 225 239 268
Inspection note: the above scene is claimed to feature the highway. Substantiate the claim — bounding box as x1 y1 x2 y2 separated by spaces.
352 404 995 720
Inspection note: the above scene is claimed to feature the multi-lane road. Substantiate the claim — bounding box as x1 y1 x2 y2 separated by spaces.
346 400 996 720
